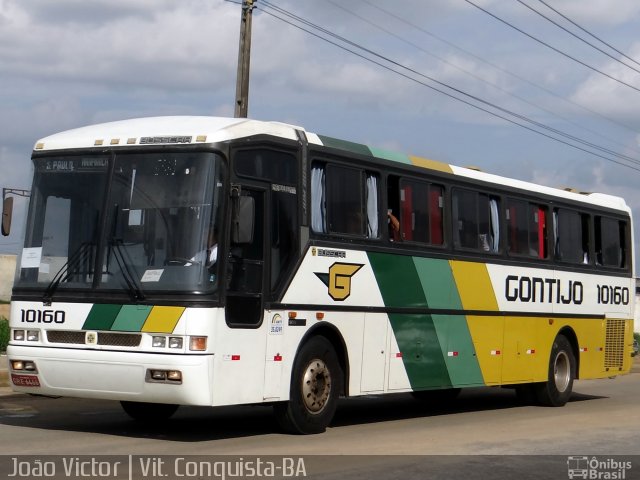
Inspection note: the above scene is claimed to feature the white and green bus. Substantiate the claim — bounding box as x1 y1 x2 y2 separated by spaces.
3 116 635 434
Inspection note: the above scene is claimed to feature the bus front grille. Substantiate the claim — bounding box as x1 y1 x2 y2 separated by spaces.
604 319 625 369
47 331 142 347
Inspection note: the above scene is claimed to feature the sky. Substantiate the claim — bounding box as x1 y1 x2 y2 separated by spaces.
1 0 640 274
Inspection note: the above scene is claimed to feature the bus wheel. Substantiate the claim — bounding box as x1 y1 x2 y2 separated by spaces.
120 401 179 422
273 336 342 434
534 335 575 407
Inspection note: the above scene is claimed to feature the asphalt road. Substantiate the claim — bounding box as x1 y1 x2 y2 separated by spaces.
0 363 638 479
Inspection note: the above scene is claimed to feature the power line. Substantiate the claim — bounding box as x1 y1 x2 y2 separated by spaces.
324 0 640 162
256 1 640 172
536 0 640 69
357 0 640 136
463 0 640 94
515 0 640 75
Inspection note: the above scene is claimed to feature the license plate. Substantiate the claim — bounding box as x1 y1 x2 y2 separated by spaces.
11 374 41 387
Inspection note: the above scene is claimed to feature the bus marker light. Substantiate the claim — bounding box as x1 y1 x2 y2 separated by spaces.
274 354 282 362
316 312 324 320
13 330 25 341
396 352 403 358
231 355 240 361
168 337 183 349
127 138 136 144
152 336 166 348
288 311 297 319
110 138 120 145
189 336 207 351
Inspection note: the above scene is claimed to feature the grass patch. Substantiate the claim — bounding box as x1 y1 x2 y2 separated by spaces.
0 317 8 353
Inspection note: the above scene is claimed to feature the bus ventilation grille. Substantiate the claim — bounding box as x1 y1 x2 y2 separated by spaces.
47 331 142 347
604 319 625 369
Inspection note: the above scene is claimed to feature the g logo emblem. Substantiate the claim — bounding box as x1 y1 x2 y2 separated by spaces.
315 262 363 301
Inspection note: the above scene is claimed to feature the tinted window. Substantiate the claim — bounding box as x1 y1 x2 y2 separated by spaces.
595 216 627 268
554 209 590 264
235 149 297 185
452 189 500 253
399 179 443 245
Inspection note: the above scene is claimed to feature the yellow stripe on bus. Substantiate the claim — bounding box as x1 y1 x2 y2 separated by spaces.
141 306 186 333
408 155 453 173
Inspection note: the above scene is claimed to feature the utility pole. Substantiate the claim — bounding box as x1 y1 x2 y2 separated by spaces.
234 0 256 118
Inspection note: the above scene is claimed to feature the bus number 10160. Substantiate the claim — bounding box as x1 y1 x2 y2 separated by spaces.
20 309 66 324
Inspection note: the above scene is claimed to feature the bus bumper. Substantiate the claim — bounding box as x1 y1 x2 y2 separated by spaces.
6 345 214 406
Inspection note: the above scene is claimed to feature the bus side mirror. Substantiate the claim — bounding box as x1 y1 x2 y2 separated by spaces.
1 196 13 236
232 196 255 244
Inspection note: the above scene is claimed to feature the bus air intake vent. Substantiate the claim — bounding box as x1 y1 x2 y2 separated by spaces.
47 331 141 347
98 332 142 347
604 318 625 369
47 331 85 344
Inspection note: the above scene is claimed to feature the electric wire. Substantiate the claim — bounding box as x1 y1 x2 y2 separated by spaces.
325 0 640 162
536 0 640 69
357 0 640 136
516 0 640 75
256 1 640 172
463 0 640 94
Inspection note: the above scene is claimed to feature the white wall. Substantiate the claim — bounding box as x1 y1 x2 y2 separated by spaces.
0 255 17 302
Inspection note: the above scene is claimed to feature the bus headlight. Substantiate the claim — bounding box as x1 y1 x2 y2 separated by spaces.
27 330 39 342
168 337 183 349
152 336 166 348
13 330 25 341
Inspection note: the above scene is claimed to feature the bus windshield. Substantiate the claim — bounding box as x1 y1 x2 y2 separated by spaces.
16 151 224 298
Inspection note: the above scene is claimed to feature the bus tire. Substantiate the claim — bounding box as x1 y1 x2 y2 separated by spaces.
120 401 179 422
534 334 575 407
273 336 342 434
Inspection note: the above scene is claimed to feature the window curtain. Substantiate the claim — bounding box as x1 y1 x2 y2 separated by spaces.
366 174 379 238
311 166 326 233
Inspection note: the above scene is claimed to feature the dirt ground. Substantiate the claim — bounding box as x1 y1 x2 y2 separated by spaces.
0 304 9 320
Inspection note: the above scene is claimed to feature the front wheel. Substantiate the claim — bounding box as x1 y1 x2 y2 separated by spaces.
273 336 343 434
534 334 576 407
120 401 179 422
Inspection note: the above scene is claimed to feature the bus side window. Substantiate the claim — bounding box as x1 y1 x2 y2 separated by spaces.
554 208 590 264
595 216 627 268
506 200 547 259
452 189 499 253
312 162 379 239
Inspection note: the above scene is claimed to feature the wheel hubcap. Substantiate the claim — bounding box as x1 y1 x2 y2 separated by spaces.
553 351 570 392
302 358 331 414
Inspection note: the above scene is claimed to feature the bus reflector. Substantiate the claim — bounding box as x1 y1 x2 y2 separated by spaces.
447 351 459 357
288 311 297 319
395 352 403 358
526 349 536 354
316 312 324 320
274 354 282 362
491 350 501 356
189 336 207 351
231 355 240 361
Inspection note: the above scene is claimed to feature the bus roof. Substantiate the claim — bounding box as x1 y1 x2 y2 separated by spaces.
33 115 630 213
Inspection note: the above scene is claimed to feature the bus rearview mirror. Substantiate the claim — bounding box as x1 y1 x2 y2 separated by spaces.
2 196 13 236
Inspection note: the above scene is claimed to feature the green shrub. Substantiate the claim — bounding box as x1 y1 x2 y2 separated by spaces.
0 317 8 353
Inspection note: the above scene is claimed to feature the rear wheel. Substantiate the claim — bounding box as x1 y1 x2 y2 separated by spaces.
273 336 342 434
534 334 575 407
120 401 179 422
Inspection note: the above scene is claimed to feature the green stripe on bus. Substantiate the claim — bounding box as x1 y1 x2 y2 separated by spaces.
111 305 153 332
369 147 412 165
317 135 373 157
431 314 484 386
389 313 452 389
369 253 451 388
368 252 426 307
83 304 122 330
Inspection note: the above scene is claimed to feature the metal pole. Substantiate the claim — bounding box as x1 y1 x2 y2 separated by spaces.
234 0 255 118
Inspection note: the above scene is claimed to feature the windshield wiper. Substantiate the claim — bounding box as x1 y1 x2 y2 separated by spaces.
111 238 146 302
43 242 93 305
